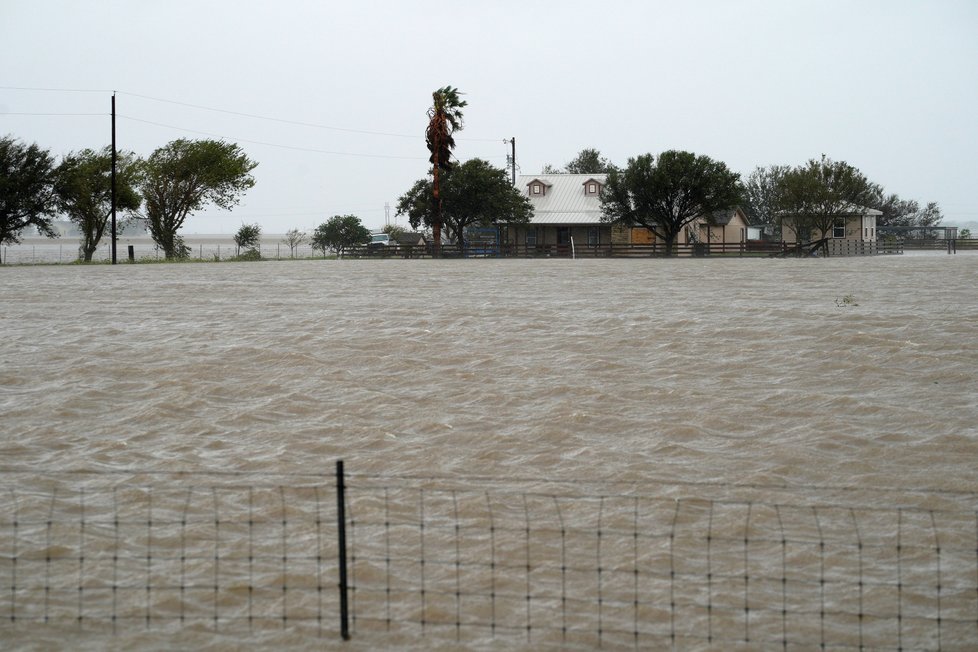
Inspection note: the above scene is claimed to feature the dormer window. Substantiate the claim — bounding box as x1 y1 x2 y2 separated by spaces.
583 178 603 197
527 179 551 197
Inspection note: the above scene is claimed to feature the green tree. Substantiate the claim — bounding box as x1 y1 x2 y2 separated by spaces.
282 228 307 258
543 148 616 174
600 150 741 255
381 223 406 241
0 135 57 245
310 214 370 258
777 156 876 245
868 190 943 229
52 146 142 262
425 86 467 256
139 139 257 259
233 222 262 258
396 158 533 251
741 164 789 233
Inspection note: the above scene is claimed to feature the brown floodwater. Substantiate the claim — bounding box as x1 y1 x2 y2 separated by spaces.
1 254 976 650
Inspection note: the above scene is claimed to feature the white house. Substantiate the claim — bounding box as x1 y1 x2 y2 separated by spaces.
501 173 750 254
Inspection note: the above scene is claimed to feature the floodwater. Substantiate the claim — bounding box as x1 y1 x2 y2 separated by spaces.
1 255 977 650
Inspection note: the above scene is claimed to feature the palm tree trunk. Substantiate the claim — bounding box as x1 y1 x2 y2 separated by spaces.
432 144 442 258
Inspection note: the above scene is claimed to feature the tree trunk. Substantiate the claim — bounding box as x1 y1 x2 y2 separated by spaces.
432 157 442 258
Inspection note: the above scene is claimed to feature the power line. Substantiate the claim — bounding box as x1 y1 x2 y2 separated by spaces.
0 85 504 143
119 91 502 143
120 91 422 140
0 112 105 117
118 114 427 160
0 85 113 93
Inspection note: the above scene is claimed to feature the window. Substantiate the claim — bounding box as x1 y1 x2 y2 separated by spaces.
588 183 597 194
587 226 599 246
833 221 846 238
557 227 570 245
531 184 541 195
525 228 537 246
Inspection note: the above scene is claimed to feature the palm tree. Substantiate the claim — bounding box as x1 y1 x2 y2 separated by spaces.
425 86 466 256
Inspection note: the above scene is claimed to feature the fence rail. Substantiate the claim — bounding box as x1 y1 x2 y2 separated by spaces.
2 465 977 650
13 238 964 265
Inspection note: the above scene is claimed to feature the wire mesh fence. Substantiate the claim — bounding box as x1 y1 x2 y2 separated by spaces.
343 475 978 650
0 479 340 636
2 466 977 650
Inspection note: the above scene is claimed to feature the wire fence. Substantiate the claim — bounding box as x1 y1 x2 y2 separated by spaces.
0 479 341 636
2 465 977 650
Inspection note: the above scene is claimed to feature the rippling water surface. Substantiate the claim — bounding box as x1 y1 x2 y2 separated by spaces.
2 255 977 649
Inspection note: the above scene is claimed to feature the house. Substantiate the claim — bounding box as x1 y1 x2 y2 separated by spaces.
781 205 882 255
392 231 426 247
501 174 617 251
694 208 751 248
502 173 750 254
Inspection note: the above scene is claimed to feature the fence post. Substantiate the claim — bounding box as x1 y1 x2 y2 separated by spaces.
336 460 351 640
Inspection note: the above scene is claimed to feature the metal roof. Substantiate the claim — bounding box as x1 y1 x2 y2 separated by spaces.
519 174 607 225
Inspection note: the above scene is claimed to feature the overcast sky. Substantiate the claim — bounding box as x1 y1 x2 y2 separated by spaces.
3 0 977 234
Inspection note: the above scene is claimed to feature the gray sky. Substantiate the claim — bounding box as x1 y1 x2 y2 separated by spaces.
3 0 977 234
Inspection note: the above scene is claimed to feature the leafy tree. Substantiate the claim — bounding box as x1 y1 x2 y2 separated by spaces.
52 146 142 261
282 228 307 258
741 164 789 232
777 156 875 245
959 228 971 239
396 158 533 250
381 223 406 241
543 148 615 174
600 150 741 255
867 190 943 229
139 139 257 259
425 86 467 256
233 222 262 257
0 135 57 245
310 214 370 258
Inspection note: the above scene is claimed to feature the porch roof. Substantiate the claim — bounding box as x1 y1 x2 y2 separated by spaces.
529 211 605 225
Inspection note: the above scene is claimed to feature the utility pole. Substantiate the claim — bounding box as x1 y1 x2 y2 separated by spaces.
110 92 117 264
504 137 516 185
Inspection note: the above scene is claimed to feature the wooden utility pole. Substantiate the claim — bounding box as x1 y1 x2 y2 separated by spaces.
505 137 516 185
110 92 117 264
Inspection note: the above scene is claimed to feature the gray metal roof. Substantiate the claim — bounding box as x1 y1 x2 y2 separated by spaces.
519 174 607 225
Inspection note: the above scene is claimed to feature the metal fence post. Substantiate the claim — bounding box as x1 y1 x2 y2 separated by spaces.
336 460 351 640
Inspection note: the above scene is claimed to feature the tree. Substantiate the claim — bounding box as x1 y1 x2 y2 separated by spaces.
139 139 257 259
543 148 616 174
425 86 467 256
396 158 533 250
381 223 406 241
282 228 307 258
52 146 142 262
310 214 370 258
740 165 789 233
233 222 262 258
777 156 875 245
600 150 741 255
868 190 943 229
0 135 57 245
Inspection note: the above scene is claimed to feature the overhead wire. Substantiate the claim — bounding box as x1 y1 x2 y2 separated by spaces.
0 85 505 144
118 114 428 160
117 90 503 143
